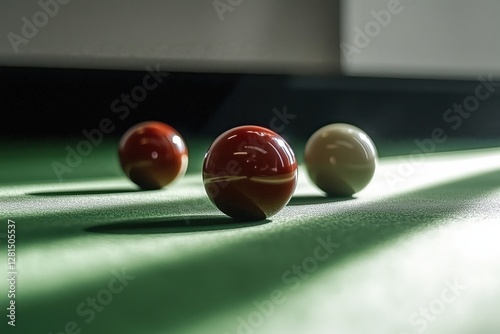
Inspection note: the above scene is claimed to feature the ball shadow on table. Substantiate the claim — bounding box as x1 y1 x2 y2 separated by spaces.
287 195 355 206
28 188 141 196
26 178 201 196
86 215 270 234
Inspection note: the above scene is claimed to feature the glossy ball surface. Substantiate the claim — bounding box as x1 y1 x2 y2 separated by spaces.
305 123 377 197
119 121 188 190
203 125 298 221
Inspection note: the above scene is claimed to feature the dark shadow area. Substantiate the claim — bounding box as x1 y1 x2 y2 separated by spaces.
287 195 354 206
86 215 269 234
28 188 140 196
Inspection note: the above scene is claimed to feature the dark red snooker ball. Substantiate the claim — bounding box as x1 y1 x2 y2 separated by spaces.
119 121 188 190
203 125 298 221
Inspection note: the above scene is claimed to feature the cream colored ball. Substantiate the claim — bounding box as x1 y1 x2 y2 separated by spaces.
305 123 378 196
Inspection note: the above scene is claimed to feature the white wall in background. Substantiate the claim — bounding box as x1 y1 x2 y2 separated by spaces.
342 0 500 78
0 0 340 74
1 0 499 78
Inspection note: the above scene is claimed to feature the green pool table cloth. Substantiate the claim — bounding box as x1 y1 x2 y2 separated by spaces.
1 140 500 334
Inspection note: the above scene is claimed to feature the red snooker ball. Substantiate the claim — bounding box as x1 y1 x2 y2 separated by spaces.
203 125 298 221
119 121 188 190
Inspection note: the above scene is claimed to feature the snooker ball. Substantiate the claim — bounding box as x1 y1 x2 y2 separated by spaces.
119 121 188 190
304 123 377 197
203 125 298 221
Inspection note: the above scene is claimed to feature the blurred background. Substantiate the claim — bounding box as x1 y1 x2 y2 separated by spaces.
0 0 499 144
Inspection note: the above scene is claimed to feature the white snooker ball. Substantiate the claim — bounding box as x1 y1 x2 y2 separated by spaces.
304 123 378 196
